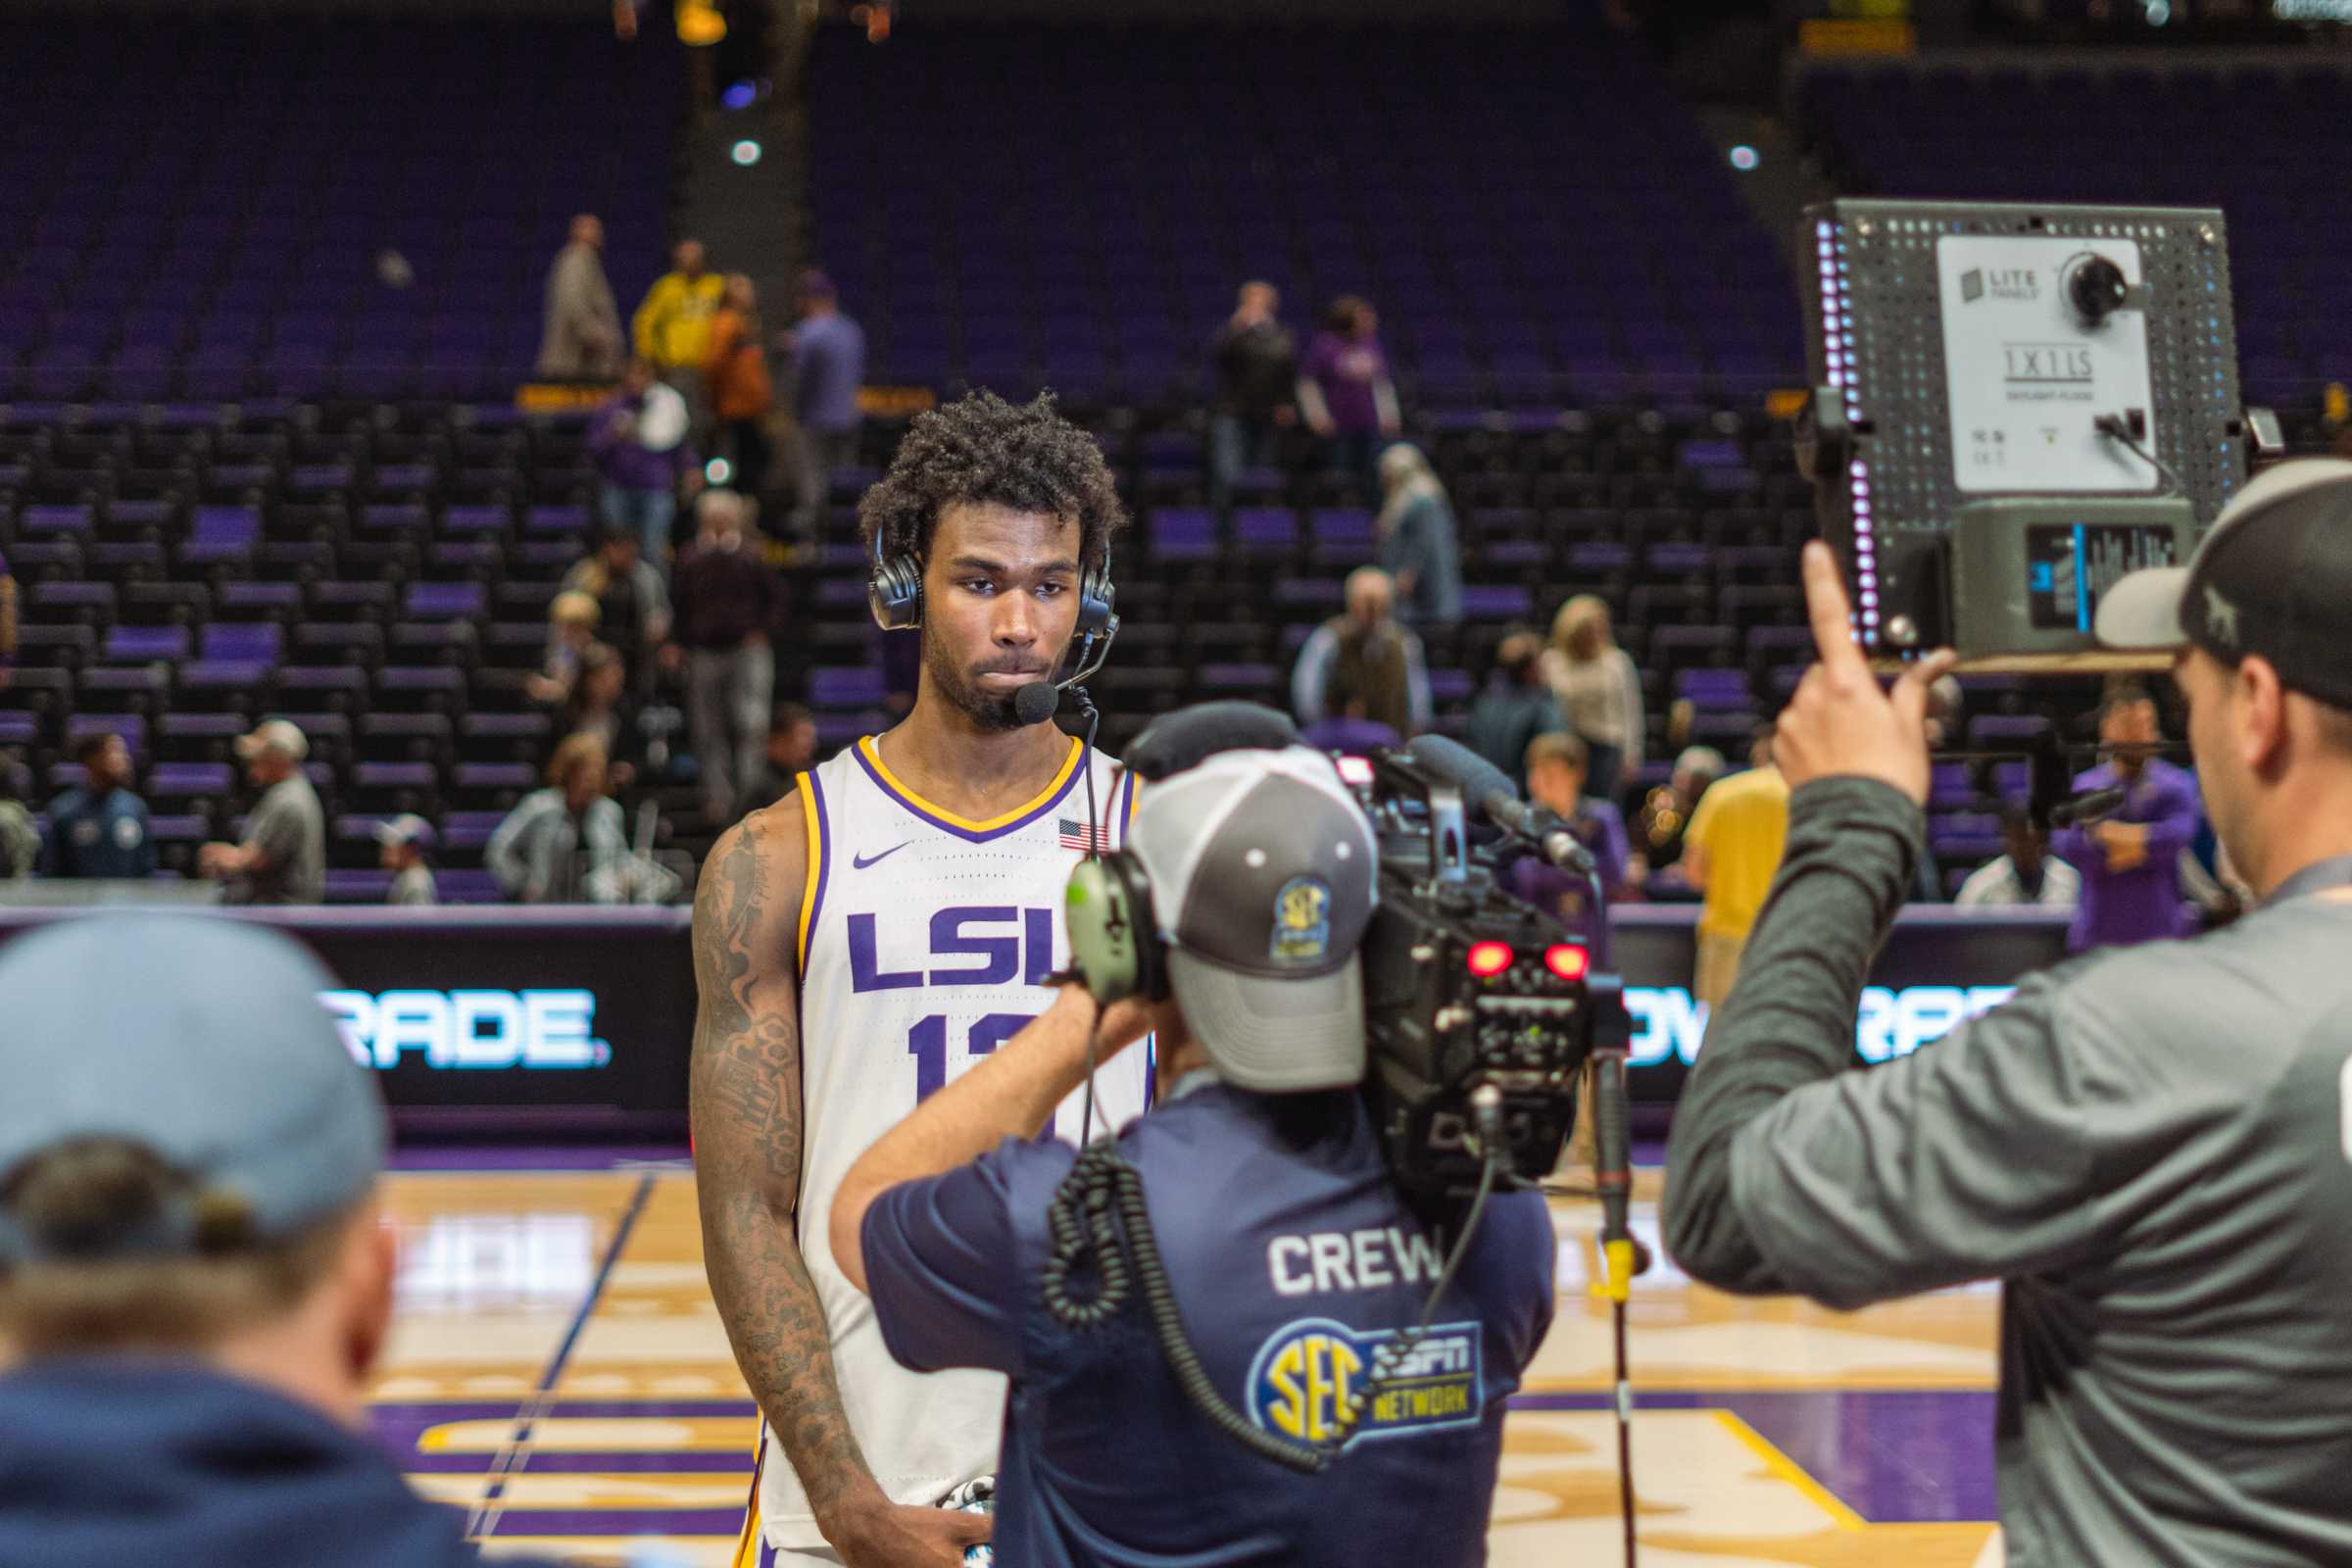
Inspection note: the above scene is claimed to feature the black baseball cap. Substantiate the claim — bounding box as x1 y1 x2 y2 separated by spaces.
2097 458 2352 710
1126 746 1380 1092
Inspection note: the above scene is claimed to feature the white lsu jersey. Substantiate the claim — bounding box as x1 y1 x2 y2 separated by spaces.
744 732 1151 1555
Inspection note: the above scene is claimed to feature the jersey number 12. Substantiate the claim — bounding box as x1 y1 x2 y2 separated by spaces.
906 1012 1033 1102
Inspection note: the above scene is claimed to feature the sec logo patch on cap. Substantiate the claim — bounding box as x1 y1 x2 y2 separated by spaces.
1270 876 1332 964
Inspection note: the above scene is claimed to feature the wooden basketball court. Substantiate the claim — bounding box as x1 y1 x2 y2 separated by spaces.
370 1160 2002 1566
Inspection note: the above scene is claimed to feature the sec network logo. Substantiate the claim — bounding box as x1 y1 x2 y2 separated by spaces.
1247 1317 1484 1446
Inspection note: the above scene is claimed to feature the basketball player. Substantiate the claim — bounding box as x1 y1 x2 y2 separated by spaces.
693 392 1151 1568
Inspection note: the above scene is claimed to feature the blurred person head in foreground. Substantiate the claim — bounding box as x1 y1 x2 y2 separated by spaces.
0 916 571 1566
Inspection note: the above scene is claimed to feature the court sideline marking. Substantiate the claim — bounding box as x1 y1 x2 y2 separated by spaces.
464 1173 657 1542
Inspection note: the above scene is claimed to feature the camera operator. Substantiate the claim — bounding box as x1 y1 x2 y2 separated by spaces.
1665 464 2352 1567
830 745 1555 1566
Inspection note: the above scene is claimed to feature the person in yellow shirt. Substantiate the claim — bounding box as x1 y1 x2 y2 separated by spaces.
633 239 724 434
1682 724 1789 1009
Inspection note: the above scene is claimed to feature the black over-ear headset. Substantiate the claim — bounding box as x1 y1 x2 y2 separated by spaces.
867 516 1120 689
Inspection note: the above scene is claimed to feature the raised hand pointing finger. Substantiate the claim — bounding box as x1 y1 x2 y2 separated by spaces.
1778 541 1956 804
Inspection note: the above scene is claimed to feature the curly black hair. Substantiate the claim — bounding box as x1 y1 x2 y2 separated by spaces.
858 390 1128 575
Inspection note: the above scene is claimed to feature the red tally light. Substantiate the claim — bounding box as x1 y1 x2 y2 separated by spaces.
1466 941 1514 978
1544 944 1591 982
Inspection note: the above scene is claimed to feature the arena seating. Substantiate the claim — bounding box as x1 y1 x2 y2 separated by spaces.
1797 55 2352 401
0 13 677 404
3 16 2265 902
805 19 1806 407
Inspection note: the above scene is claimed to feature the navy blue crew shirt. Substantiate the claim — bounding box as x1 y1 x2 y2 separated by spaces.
38 786 156 880
862 1077 1556 1567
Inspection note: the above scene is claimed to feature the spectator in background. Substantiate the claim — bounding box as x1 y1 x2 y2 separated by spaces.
1464 627 1564 794
1681 725 1787 1010
375 814 439 906
2053 681 2201 952
1508 732 1633 947
487 733 626 905
562 528 672 699
747 702 818 808
535 213 623 380
0 754 34 879
0 543 15 692
1635 744 1726 887
1543 594 1644 804
0 917 582 1568
1298 295 1399 501
199 720 324 906
632 237 723 420
674 489 783 823
587 359 698 572
526 589 603 708
39 733 154 882
1205 280 1298 522
783 269 866 544
1957 803 2081 910
704 273 775 505
1374 443 1462 628
1292 565 1430 740
559 643 637 783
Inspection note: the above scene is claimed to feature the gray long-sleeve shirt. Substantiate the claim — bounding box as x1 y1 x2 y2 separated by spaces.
1664 777 2352 1568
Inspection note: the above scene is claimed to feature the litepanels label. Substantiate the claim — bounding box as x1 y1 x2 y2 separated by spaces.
1937 234 2155 494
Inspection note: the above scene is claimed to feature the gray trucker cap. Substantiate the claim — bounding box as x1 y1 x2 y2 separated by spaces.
2096 458 2352 711
1127 746 1379 1092
0 914 385 1263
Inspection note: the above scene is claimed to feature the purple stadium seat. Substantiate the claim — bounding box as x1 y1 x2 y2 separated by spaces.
22 505 94 535
525 504 592 536
278 664 370 700
104 625 191 663
181 506 260 565
437 809 509 850
435 868 508 904
218 581 304 617
324 868 398 904
1232 508 1298 557
144 814 210 847
439 505 512 536
808 665 887 710
66 713 146 756
29 580 117 617
148 761 234 800
1458 585 1534 621
404 581 488 619
1147 508 1216 564
454 761 536 793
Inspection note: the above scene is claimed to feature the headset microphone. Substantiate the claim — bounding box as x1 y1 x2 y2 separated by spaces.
1012 680 1061 728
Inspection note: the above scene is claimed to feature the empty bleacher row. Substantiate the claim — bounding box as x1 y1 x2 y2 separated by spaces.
0 406 623 898
807 19 1806 409
0 13 678 406
1797 54 2352 400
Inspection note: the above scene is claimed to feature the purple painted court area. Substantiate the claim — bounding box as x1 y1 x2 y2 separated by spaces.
387 1144 692 1171
378 1392 1996 1532
1510 1390 1997 1524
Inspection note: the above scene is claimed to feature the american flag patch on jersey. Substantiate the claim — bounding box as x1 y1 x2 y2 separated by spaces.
1058 818 1104 852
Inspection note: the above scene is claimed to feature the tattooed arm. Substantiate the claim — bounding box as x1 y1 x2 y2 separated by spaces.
690 804 986 1568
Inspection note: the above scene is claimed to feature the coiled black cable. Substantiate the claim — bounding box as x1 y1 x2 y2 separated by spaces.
1040 1136 1502 1474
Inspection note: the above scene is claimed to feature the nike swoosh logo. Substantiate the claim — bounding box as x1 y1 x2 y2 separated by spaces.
852 842 914 870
